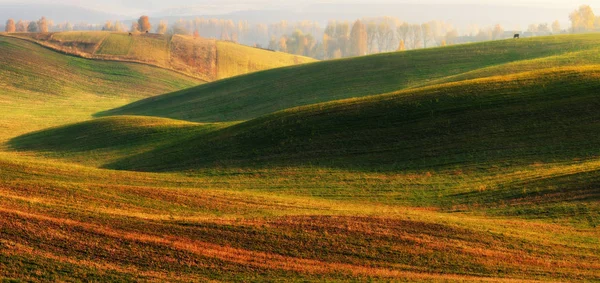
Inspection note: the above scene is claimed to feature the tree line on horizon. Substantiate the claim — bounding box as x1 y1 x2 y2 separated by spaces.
2 5 599 59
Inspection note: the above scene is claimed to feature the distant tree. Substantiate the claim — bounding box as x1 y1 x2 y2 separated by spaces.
349 20 367 56
113 21 125 32
366 21 378 53
130 22 139 33
396 23 410 49
137 15 151 32
421 23 433 48
5 19 15 33
170 20 190 35
445 30 459 45
397 40 405 51
440 40 447 47
475 28 492 42
537 23 551 34
27 21 38 32
193 29 200 39
552 20 561 34
278 37 287 52
492 24 504 40
65 22 73 31
37 17 48 33
376 22 393 52
16 20 27 32
527 24 539 34
156 21 168 34
570 5 595 32
102 21 113 31
409 24 422 49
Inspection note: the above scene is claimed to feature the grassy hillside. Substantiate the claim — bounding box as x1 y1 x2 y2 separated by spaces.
99 34 600 122
5 31 315 81
0 36 202 141
2 33 600 281
94 67 600 172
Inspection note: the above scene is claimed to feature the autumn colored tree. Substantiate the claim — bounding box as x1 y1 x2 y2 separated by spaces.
349 20 367 56
27 21 38 32
492 24 504 40
37 17 48 32
397 40 405 51
193 29 200 39
138 16 151 32
5 19 15 33
156 21 168 34
552 20 561 34
130 22 139 33
102 21 113 31
570 5 595 32
16 20 27 32
396 23 410 49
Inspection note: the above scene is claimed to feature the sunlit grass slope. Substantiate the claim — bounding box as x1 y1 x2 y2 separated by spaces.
5 31 316 81
0 36 202 141
102 67 600 172
99 34 600 122
2 33 600 282
1 152 599 282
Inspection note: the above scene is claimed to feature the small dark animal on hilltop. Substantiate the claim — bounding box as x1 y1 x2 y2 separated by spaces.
514 34 520 39
129 32 132 36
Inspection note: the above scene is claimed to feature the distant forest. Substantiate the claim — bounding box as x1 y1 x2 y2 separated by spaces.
2 5 598 59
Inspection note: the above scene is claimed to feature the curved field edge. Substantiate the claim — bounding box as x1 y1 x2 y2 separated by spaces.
1 32 316 81
97 34 600 122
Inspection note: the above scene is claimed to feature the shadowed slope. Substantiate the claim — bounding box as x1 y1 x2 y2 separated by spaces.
103 67 600 172
98 34 600 122
7 116 229 166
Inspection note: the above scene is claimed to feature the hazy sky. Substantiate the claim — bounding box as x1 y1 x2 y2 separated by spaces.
2 0 599 16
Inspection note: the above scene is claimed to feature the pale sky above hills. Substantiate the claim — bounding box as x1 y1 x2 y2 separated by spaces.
1 0 598 16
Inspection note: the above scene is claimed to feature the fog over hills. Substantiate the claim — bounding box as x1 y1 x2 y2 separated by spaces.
1 0 595 30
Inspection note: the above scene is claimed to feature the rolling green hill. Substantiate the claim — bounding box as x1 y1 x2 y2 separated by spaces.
2 33 600 282
0 36 202 141
99 34 600 122
5 31 316 81
93 67 600 172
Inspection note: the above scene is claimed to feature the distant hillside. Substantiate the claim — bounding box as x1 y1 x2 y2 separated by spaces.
3 32 315 81
99 34 600 122
0 36 202 141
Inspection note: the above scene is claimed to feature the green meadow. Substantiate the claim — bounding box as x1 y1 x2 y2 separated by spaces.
0 33 599 282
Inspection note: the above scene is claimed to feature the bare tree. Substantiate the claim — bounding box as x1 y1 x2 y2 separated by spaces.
5 19 15 33
421 23 432 48
409 24 422 49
